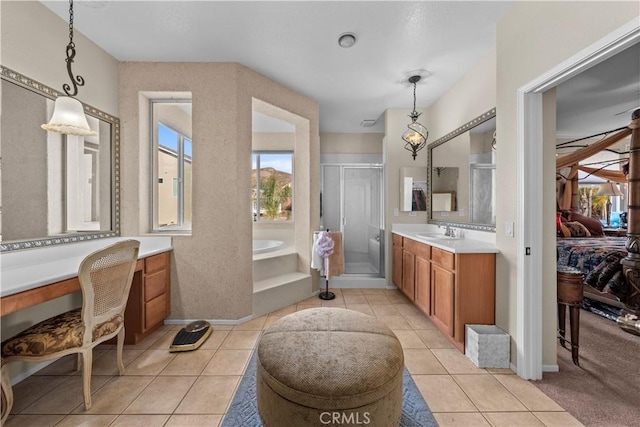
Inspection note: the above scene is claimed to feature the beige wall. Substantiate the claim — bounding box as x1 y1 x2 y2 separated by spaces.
383 49 496 283
320 133 383 154
0 1 119 116
0 0 119 382
496 1 639 367
119 63 319 320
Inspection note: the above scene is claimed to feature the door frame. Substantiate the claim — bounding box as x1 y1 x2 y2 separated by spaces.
516 19 640 379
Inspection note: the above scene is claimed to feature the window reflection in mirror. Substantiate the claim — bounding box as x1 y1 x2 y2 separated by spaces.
428 111 496 230
45 112 112 233
151 99 193 232
1 69 118 247
400 167 427 212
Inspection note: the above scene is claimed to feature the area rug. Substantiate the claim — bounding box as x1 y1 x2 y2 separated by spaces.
534 310 640 426
221 351 436 427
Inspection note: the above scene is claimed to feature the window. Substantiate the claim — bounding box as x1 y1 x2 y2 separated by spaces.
151 100 192 232
252 152 293 222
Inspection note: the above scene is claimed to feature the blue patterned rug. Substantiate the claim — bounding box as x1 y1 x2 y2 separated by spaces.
221 351 436 427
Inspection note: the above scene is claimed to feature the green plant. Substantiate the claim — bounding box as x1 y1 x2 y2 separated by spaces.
260 172 291 220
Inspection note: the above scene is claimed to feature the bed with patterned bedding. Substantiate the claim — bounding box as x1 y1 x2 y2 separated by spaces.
557 236 635 311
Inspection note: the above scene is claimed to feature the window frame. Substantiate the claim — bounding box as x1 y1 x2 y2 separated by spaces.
150 99 192 233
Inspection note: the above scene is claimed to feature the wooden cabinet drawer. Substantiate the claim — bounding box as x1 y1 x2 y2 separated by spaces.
392 234 403 247
145 270 167 302
432 247 455 270
145 293 167 330
145 252 169 274
404 239 430 260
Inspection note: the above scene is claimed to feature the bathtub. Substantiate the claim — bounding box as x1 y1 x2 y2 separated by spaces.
253 239 285 255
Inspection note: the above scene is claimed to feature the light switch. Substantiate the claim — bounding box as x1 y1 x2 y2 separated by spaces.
394 208 399 217
505 221 514 237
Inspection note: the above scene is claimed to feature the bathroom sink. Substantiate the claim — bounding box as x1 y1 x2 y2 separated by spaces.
415 233 441 239
436 235 462 240
415 233 461 241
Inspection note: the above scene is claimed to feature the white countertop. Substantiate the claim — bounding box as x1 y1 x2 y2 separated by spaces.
392 230 499 254
1 236 172 298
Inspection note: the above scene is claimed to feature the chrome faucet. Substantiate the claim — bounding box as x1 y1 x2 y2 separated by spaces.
437 224 454 237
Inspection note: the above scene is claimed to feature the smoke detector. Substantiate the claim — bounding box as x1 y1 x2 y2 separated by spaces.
338 33 357 48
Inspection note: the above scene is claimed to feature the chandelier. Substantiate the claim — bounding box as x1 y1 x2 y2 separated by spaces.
402 75 428 160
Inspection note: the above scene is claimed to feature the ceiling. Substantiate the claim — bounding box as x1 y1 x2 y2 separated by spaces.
556 42 640 138
41 1 514 133
41 1 639 136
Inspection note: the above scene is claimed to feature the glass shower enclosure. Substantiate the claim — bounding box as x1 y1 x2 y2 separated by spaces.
321 164 384 276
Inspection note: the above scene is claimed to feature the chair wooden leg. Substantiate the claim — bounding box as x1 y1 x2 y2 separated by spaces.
117 328 125 375
569 306 580 366
81 350 93 410
558 303 567 348
1 364 13 426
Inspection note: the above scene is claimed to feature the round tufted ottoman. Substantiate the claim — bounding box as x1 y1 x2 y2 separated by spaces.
256 307 404 427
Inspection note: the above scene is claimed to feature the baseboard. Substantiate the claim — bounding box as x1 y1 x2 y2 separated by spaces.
164 315 253 326
10 360 55 385
542 364 559 372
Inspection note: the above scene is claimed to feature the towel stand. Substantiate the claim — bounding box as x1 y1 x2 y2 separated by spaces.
318 229 336 300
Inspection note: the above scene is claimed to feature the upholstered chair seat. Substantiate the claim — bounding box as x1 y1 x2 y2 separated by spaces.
1 308 123 358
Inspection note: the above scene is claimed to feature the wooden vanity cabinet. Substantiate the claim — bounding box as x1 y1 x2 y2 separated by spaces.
414 252 431 315
391 233 495 352
392 234 404 289
123 251 172 344
401 238 431 303
431 249 456 336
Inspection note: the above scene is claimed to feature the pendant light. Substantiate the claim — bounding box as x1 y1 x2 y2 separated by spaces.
402 75 428 160
41 0 96 136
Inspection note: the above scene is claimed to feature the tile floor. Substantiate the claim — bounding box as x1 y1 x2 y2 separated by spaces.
5 288 583 427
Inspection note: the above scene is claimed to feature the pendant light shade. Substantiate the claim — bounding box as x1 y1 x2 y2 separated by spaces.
42 96 96 136
402 75 428 160
41 0 95 136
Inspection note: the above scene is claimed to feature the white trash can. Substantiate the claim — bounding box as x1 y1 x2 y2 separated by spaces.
465 324 510 368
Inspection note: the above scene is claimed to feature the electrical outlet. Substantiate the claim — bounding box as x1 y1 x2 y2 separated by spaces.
505 221 514 237
409 211 417 216
394 208 399 217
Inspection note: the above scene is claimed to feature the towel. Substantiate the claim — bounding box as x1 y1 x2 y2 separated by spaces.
327 231 344 279
312 231 334 271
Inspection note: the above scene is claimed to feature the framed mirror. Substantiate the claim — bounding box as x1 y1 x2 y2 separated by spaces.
427 108 496 231
0 66 120 251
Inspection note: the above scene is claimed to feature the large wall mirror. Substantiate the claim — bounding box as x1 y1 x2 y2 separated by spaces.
427 108 496 232
0 66 120 251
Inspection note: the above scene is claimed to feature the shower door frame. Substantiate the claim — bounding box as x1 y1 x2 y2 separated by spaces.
320 163 385 277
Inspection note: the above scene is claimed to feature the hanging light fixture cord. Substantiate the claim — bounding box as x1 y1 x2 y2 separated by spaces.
402 74 428 160
409 76 420 121
63 0 85 97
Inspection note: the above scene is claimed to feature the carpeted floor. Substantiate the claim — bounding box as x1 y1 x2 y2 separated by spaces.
221 351 437 427
534 309 640 427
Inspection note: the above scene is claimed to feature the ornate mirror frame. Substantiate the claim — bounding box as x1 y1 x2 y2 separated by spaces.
0 66 120 251
427 108 496 232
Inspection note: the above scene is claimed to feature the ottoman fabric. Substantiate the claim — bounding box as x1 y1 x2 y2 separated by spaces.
257 307 404 426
